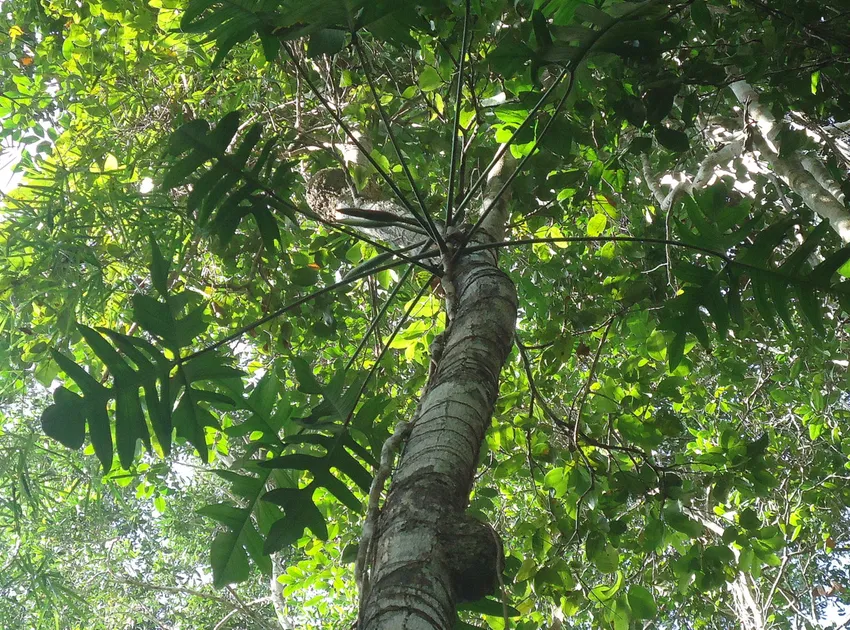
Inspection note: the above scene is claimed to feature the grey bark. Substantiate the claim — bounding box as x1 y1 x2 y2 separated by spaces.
302 156 518 630
690 511 765 630
729 80 850 242
358 250 517 629
358 245 517 629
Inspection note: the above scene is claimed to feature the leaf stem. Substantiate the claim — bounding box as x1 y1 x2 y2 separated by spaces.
344 264 415 373
352 35 446 253
446 0 472 228
284 43 441 245
180 253 434 362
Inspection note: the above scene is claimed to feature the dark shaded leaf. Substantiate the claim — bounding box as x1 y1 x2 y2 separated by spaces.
655 127 690 153
41 387 87 450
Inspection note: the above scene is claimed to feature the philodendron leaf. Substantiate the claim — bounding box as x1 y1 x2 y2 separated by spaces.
210 531 250 588
150 237 170 297
262 487 329 554
115 381 150 469
49 349 114 472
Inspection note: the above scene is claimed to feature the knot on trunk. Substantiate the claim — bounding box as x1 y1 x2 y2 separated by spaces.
305 167 352 221
440 513 503 603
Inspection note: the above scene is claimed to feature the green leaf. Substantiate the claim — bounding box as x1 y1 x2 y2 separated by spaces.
291 357 324 394
515 558 537 583
418 67 442 92
587 531 619 573
644 82 679 124
115 383 149 469
457 597 521 617
690 0 713 33
172 389 214 463
738 217 796 266
739 507 761 530
78 325 129 377
314 470 361 512
531 10 553 49
681 92 700 126
655 127 690 152
262 488 328 553
668 318 686 371
210 531 250 588
628 585 657 619
341 543 359 564
212 27 255 68
700 280 729 338
664 507 703 537
50 349 114 472
41 387 87 450
166 119 209 156
132 295 175 342
291 267 321 286
797 286 824 334
174 305 211 348
181 354 245 383
589 570 624 602
251 206 280 254
198 503 251 530
307 29 346 57
163 150 209 190
150 237 170 297
811 244 850 286
587 213 607 237
575 4 613 27
613 597 631 630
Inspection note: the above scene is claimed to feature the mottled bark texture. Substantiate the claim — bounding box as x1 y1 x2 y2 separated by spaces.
729 80 850 243
305 167 430 251
302 152 518 629
354 154 518 629
359 247 518 629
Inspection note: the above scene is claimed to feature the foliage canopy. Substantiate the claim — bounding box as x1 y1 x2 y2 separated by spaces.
2 0 850 628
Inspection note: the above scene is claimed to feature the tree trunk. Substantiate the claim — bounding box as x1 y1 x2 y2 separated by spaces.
358 246 517 629
302 148 518 629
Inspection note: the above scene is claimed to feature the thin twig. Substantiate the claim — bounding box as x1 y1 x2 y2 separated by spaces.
569 318 615 448
452 66 571 224
462 71 577 250
344 264 415 373
181 253 435 362
343 279 433 427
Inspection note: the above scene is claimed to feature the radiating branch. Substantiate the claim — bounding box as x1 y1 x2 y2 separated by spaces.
462 235 736 264
284 44 441 244
352 35 446 253
344 264 415 373
452 0 666 234
446 0 472 228
452 66 571 224
344 278 433 428
180 252 436 362
462 71 577 250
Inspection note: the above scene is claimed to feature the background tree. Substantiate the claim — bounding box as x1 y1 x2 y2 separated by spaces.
2 0 850 628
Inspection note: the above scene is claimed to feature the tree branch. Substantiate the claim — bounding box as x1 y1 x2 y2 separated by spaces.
730 79 850 242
